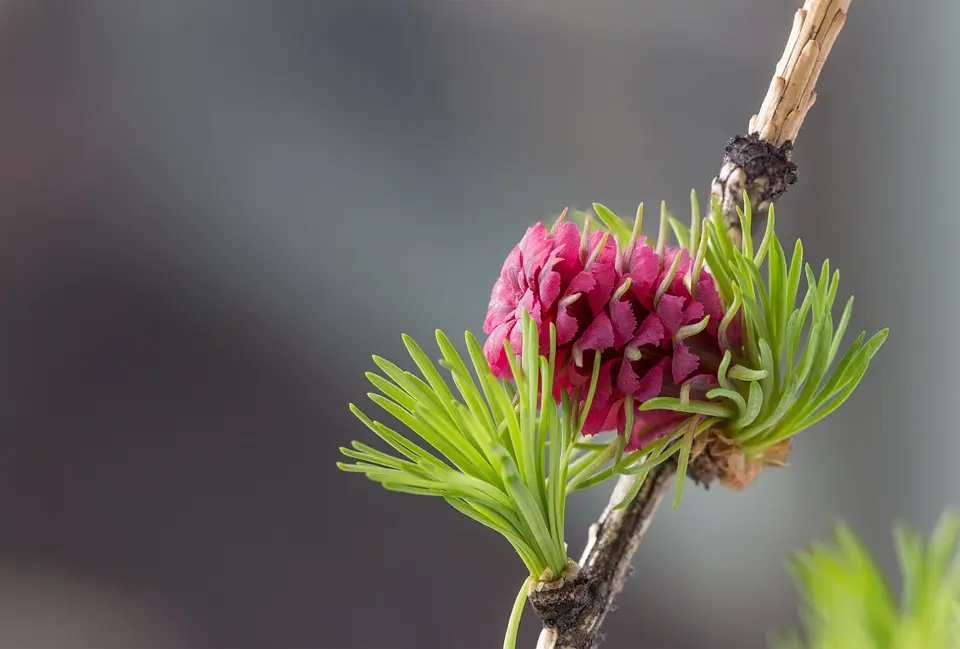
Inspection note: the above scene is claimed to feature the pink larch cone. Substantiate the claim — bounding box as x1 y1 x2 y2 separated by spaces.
483 217 617 379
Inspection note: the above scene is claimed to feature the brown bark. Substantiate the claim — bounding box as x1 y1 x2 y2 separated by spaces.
527 465 676 649
528 1 852 646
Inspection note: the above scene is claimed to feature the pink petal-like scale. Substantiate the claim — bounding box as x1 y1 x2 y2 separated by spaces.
482 219 727 447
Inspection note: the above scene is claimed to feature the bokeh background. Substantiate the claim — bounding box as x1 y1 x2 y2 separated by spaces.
0 0 954 647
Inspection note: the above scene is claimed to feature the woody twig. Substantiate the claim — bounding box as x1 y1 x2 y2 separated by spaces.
712 0 851 248
529 2 853 647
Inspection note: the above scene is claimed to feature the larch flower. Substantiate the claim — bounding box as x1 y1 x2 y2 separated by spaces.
341 191 890 598
482 215 617 379
575 242 730 449
483 215 736 451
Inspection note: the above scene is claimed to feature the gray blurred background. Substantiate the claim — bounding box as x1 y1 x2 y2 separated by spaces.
0 0 953 648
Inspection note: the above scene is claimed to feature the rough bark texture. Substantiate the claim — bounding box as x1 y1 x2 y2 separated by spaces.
715 0 851 248
527 2 851 645
711 133 799 248
527 464 676 649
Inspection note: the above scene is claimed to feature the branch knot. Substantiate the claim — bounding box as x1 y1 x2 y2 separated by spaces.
711 133 798 246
